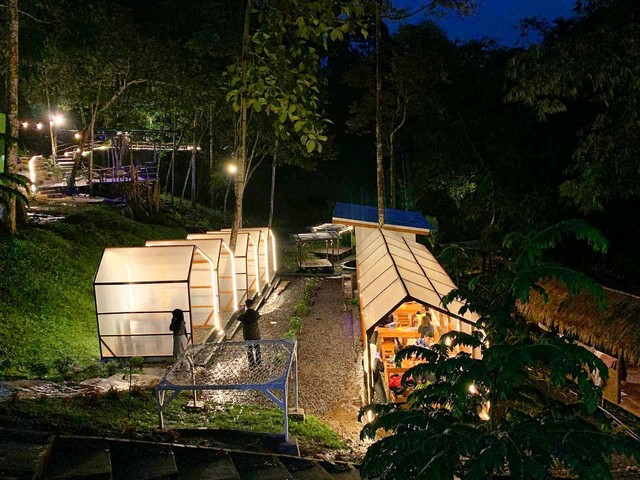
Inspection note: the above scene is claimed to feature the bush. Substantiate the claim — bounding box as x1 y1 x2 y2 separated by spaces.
295 302 309 317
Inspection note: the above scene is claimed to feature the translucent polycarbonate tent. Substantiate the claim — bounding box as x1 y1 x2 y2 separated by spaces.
94 245 217 358
220 228 277 285
145 238 238 316
190 232 260 302
355 228 479 402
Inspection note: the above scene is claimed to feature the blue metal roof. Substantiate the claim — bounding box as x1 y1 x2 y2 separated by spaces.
333 202 435 231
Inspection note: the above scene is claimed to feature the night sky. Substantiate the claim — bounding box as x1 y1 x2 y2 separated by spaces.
391 0 576 45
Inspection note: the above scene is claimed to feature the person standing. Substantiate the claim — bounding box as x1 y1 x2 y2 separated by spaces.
170 309 189 360
237 299 261 367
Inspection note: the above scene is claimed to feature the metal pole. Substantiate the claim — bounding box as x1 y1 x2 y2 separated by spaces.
284 383 289 442
157 390 165 430
294 351 299 411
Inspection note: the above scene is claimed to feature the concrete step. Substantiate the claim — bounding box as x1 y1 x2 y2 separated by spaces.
44 438 111 480
229 452 293 480
173 446 240 480
279 457 333 480
317 461 360 480
109 441 177 480
0 428 54 480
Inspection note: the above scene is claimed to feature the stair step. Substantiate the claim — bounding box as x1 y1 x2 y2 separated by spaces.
279 457 333 480
229 452 293 480
317 462 360 480
173 447 240 479
109 441 177 480
45 438 111 480
0 428 54 480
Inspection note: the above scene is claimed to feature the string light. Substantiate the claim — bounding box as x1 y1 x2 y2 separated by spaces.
21 121 29 129
74 133 82 140
36 123 44 130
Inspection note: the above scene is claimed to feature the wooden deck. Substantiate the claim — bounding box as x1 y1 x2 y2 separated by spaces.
310 246 353 259
300 258 334 272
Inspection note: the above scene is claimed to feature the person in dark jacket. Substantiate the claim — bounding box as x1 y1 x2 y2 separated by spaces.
237 299 261 367
170 309 189 360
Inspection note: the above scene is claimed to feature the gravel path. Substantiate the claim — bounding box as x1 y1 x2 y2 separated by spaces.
234 276 365 457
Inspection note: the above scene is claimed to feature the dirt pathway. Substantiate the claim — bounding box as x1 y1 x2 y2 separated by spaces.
244 276 366 459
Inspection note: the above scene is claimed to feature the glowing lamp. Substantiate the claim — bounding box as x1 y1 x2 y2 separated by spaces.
226 164 238 175
36 122 44 130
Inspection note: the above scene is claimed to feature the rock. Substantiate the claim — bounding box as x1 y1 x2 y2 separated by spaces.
80 373 160 392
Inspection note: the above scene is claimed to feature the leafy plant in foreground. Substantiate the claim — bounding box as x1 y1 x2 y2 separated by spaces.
360 220 640 480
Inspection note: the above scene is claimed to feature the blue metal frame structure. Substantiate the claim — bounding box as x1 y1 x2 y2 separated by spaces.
156 339 299 441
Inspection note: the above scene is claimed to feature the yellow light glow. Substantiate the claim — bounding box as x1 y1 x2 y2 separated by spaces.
21 121 29 129
36 122 44 130
468 383 477 395
28 156 38 194
226 163 238 175
223 243 239 312
50 114 65 127
270 230 277 275
252 239 261 295
74 132 82 140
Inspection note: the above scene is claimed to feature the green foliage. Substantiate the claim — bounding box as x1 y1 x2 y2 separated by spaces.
506 1 640 212
0 207 185 378
225 0 365 154
0 172 30 210
360 221 639 479
0 392 345 450
295 302 309 317
284 316 302 339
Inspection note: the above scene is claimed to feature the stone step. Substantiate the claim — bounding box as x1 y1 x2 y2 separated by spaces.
44 438 111 480
229 452 293 480
109 441 177 480
279 457 333 480
173 446 240 480
0 428 54 480
317 461 361 480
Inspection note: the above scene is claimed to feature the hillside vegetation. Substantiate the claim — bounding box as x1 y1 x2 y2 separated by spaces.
0 207 189 378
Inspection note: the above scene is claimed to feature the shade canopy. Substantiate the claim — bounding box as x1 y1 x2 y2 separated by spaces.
94 245 218 358
356 228 478 331
219 227 277 284
291 231 341 242
333 202 434 236
189 232 260 300
145 238 238 313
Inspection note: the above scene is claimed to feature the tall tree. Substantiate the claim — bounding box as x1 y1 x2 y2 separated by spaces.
225 0 366 248
6 0 19 233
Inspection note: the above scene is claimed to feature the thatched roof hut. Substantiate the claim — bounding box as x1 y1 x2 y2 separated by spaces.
519 279 640 365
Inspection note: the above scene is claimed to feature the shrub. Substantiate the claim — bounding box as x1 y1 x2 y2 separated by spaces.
295 302 309 317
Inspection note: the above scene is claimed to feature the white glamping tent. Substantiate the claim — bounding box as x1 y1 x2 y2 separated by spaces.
189 232 260 303
145 238 238 315
94 245 217 358
220 227 277 285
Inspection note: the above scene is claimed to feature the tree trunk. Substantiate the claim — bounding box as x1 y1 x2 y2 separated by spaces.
375 0 384 225
190 113 198 210
46 87 57 162
209 104 215 207
230 0 251 251
268 140 278 229
6 0 20 233
389 96 407 210
88 121 94 195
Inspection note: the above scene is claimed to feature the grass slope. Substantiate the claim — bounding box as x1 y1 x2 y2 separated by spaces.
0 392 346 451
0 207 186 378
